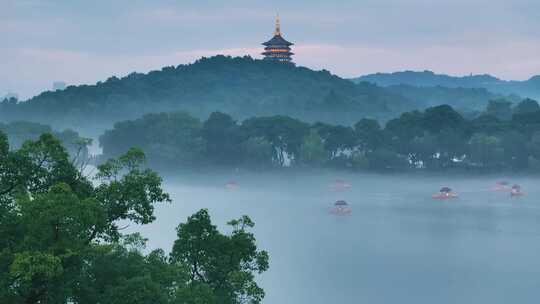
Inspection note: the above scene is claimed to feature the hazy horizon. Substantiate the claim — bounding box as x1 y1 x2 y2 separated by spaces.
3 2 540 303
2 0 540 99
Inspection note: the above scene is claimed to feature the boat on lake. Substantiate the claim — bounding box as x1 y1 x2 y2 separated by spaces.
510 184 524 197
330 200 352 215
432 187 458 200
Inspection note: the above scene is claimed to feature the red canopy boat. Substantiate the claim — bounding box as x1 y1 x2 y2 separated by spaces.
432 187 458 200
330 200 352 215
510 184 524 197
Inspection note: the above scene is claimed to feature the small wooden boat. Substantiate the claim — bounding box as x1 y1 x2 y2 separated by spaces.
432 187 458 200
510 184 524 197
330 200 352 215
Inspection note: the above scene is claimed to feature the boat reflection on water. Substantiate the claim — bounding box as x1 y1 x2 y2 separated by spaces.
492 180 511 192
330 179 351 192
330 200 352 216
225 181 238 190
432 187 458 200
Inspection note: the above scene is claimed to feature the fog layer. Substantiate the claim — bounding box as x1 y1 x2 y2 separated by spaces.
128 171 540 304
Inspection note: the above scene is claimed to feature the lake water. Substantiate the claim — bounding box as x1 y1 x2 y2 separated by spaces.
128 171 540 304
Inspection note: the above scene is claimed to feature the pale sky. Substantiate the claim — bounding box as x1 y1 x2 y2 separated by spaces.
2 0 540 99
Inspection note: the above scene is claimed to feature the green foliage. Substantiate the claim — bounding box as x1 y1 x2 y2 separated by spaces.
0 121 90 158
242 115 310 166
74 244 178 304
9 251 64 303
528 131 540 160
349 152 370 170
366 149 408 170
10 251 63 283
354 118 383 152
486 99 513 121
500 131 529 170
18 183 103 251
0 132 269 303
528 156 540 172
0 133 172 303
467 133 505 169
243 137 273 168
171 209 269 304
98 101 540 172
0 121 51 148
202 112 245 166
313 123 356 159
514 98 540 115
421 105 466 134
0 56 415 128
299 130 326 165
99 112 205 169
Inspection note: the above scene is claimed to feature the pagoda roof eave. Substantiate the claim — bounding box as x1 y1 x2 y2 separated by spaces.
262 34 294 46
262 52 295 56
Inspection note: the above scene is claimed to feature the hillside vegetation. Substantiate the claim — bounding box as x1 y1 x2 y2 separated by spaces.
0 56 412 128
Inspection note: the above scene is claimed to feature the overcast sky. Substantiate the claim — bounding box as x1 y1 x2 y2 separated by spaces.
2 0 540 99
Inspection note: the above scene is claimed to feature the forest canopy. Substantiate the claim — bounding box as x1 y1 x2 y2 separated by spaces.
0 56 517 131
99 99 540 173
0 56 412 128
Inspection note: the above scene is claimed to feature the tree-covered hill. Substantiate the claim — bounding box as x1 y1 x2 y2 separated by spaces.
0 56 413 129
354 70 540 100
384 84 519 112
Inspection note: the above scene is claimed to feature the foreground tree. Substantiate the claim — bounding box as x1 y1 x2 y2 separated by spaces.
171 209 269 304
0 133 170 303
0 132 269 303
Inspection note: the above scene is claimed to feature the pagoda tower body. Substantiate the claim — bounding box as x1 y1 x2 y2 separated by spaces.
262 15 294 63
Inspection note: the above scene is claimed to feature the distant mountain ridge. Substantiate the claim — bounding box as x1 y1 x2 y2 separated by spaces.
354 71 540 100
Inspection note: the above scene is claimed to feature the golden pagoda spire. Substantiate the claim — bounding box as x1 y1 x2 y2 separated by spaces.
274 13 281 36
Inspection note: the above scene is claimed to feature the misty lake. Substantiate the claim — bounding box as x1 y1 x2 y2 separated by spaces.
126 171 540 304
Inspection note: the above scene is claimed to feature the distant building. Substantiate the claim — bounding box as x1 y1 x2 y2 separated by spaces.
262 15 294 63
53 81 67 91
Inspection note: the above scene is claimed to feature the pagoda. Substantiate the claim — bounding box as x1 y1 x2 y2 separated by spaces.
262 15 294 63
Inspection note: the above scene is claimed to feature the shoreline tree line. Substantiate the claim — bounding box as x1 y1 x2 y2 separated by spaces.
3 98 540 173
97 99 540 173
